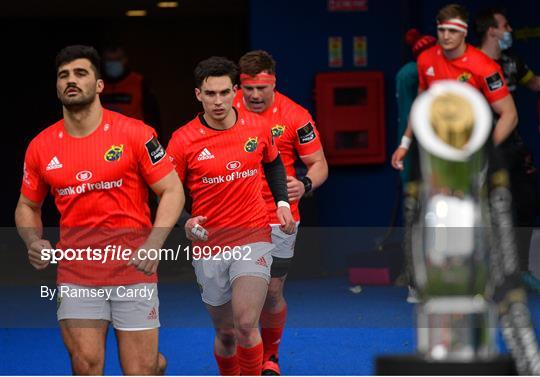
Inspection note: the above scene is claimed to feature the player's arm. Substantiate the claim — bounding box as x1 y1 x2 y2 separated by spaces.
263 154 289 206
165 136 206 242
263 154 295 234
288 149 328 202
491 95 518 145
147 170 185 247
513 56 540 92
391 87 424 170
15 194 52 270
129 171 184 275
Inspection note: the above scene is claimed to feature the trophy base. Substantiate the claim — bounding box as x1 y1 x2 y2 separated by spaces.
375 355 516 375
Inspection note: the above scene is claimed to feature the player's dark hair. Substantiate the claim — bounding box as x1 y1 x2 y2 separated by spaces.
55 45 101 78
238 50 276 76
474 8 507 43
437 4 469 24
194 56 238 88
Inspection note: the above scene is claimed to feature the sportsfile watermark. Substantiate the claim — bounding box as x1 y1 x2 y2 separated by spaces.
39 244 253 263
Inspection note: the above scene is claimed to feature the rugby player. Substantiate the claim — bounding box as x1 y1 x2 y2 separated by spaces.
390 3 518 303
392 3 518 170
235 50 328 375
167 56 295 375
15 45 184 375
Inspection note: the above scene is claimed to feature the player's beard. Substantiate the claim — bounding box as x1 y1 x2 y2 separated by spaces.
60 89 96 111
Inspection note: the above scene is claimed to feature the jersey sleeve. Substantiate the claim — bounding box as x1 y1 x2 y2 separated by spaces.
21 139 48 203
479 63 510 103
135 125 174 185
261 119 279 163
292 109 323 157
166 134 188 183
416 53 428 91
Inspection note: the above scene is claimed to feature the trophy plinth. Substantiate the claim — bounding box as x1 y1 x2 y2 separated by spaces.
417 297 498 361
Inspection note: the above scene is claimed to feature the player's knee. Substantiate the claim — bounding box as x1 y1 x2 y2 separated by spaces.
122 352 160 376
265 279 285 309
235 307 259 330
234 310 259 342
234 326 259 344
157 352 167 375
216 327 236 348
70 351 104 375
267 280 284 301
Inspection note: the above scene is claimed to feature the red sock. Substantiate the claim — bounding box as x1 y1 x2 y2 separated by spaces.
237 342 263 376
260 305 288 361
215 353 241 376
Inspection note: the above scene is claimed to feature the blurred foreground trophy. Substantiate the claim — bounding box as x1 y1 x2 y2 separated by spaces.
376 81 540 375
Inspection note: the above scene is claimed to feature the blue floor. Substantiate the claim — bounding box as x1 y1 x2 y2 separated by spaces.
1 278 540 375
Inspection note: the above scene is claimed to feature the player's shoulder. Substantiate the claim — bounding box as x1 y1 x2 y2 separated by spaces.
417 45 439 65
107 109 147 129
105 110 156 141
169 115 203 146
274 91 313 125
467 45 500 71
275 91 309 114
28 119 64 150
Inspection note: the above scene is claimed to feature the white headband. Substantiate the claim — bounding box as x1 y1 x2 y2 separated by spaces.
437 18 468 33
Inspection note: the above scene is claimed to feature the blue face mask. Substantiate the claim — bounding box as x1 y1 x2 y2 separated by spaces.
498 31 513 50
104 61 124 78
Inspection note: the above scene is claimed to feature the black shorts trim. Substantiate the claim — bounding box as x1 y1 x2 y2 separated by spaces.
271 256 293 278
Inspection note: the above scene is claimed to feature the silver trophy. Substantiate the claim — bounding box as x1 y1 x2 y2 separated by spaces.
410 80 497 362
408 81 540 374
376 81 540 374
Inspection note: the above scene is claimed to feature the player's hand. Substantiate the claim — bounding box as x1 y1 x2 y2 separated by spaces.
185 216 209 241
391 147 408 170
276 206 295 235
128 243 160 276
28 239 52 270
286 176 305 202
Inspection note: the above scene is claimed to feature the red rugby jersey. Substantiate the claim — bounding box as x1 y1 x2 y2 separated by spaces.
167 109 278 249
21 109 173 286
235 91 323 223
417 44 510 103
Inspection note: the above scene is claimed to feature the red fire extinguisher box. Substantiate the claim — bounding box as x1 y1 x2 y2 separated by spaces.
315 71 386 165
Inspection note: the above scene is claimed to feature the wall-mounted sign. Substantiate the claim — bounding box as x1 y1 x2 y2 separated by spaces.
353 36 367 67
328 37 343 68
328 0 368 12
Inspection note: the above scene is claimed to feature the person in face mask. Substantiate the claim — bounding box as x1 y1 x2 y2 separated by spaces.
476 8 540 292
101 45 161 129
476 8 540 93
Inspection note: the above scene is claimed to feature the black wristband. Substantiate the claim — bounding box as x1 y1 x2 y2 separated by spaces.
301 176 313 193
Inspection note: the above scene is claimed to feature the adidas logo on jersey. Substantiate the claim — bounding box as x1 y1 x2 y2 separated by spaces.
426 66 435 77
46 156 63 171
197 148 215 161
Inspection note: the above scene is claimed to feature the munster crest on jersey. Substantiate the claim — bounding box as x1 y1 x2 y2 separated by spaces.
244 137 258 152
271 125 285 137
104 144 124 162
457 72 472 83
